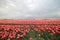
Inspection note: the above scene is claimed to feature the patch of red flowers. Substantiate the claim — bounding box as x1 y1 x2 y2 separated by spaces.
29 37 33 40
0 24 60 40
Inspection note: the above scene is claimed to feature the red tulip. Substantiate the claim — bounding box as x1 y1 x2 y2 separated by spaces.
29 37 33 40
34 28 39 32
50 33 54 36
17 34 20 39
38 34 41 37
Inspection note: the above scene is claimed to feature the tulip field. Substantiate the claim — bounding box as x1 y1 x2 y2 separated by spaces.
0 20 60 40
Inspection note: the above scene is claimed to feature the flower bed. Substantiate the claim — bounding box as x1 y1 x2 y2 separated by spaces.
0 20 60 40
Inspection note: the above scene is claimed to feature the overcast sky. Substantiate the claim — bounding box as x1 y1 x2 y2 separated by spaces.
0 0 60 19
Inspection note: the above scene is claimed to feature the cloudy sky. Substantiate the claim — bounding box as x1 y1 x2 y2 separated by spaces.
0 0 60 19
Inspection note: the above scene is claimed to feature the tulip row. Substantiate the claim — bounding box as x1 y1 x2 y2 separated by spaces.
0 24 60 40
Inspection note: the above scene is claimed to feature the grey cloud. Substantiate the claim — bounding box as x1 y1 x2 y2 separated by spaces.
0 0 60 19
